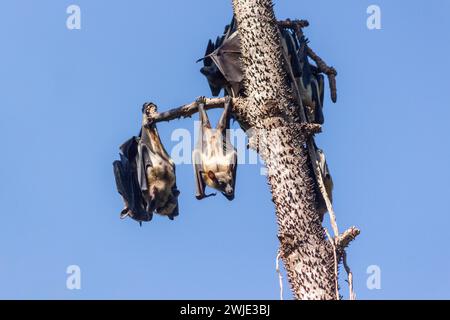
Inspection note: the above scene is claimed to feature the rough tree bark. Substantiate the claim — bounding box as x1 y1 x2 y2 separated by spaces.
231 0 339 300
147 0 359 299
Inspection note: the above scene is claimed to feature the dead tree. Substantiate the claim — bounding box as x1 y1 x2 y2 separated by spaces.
138 0 359 299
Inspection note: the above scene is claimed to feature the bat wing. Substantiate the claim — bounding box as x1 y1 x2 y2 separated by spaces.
162 174 180 220
193 105 209 200
317 73 325 108
146 123 174 165
311 77 325 125
137 127 159 217
210 32 243 89
199 39 226 97
192 148 206 200
113 136 151 222
197 39 216 67
297 36 312 86
230 149 238 195
224 16 237 39
282 29 302 78
136 134 151 194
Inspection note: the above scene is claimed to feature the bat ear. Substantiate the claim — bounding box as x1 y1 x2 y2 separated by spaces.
207 170 216 180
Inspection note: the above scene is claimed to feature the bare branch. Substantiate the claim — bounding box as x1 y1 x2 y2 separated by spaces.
337 226 361 250
145 97 228 124
306 46 338 103
278 19 310 30
342 251 356 300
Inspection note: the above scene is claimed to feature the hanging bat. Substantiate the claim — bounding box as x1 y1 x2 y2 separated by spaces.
198 17 243 97
281 28 302 79
199 17 330 123
113 136 150 223
137 103 180 220
281 28 324 124
295 35 325 125
192 96 237 200
315 145 334 217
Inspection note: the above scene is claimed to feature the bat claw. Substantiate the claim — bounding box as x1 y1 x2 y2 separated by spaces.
196 96 207 105
224 95 232 104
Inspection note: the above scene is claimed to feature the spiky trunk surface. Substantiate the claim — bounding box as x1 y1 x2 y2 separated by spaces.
231 0 337 299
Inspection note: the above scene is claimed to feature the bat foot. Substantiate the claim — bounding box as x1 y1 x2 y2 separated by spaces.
142 102 158 114
196 96 207 105
224 95 232 104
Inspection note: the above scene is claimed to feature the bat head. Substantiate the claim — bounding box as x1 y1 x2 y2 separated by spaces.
207 170 235 200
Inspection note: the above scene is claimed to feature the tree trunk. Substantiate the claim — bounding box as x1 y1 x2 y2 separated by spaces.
231 0 337 300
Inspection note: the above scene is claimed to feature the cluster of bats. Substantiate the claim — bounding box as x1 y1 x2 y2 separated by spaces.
113 98 237 225
113 17 335 225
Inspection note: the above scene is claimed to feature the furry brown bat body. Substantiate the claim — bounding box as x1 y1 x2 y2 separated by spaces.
113 103 180 225
139 103 180 220
192 97 237 200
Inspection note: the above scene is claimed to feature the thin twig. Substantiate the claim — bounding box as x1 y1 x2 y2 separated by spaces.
342 251 356 300
276 249 284 300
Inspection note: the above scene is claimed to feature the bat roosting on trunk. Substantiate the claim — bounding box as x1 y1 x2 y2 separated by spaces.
199 17 332 125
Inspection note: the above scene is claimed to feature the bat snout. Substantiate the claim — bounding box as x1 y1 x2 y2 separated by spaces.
223 185 234 199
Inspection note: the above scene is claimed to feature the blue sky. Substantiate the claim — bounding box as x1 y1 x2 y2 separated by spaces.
0 0 449 299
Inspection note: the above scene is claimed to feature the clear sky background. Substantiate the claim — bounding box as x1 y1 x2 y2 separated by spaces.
0 0 449 300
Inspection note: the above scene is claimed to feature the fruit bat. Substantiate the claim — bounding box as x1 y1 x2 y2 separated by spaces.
137 103 180 220
200 37 227 97
199 18 328 125
198 17 243 97
281 28 302 79
315 145 334 217
295 35 325 125
113 103 180 225
192 97 238 200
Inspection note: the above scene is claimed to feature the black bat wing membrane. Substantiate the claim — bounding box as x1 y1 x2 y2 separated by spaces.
113 112 180 224
113 136 152 222
209 32 244 96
